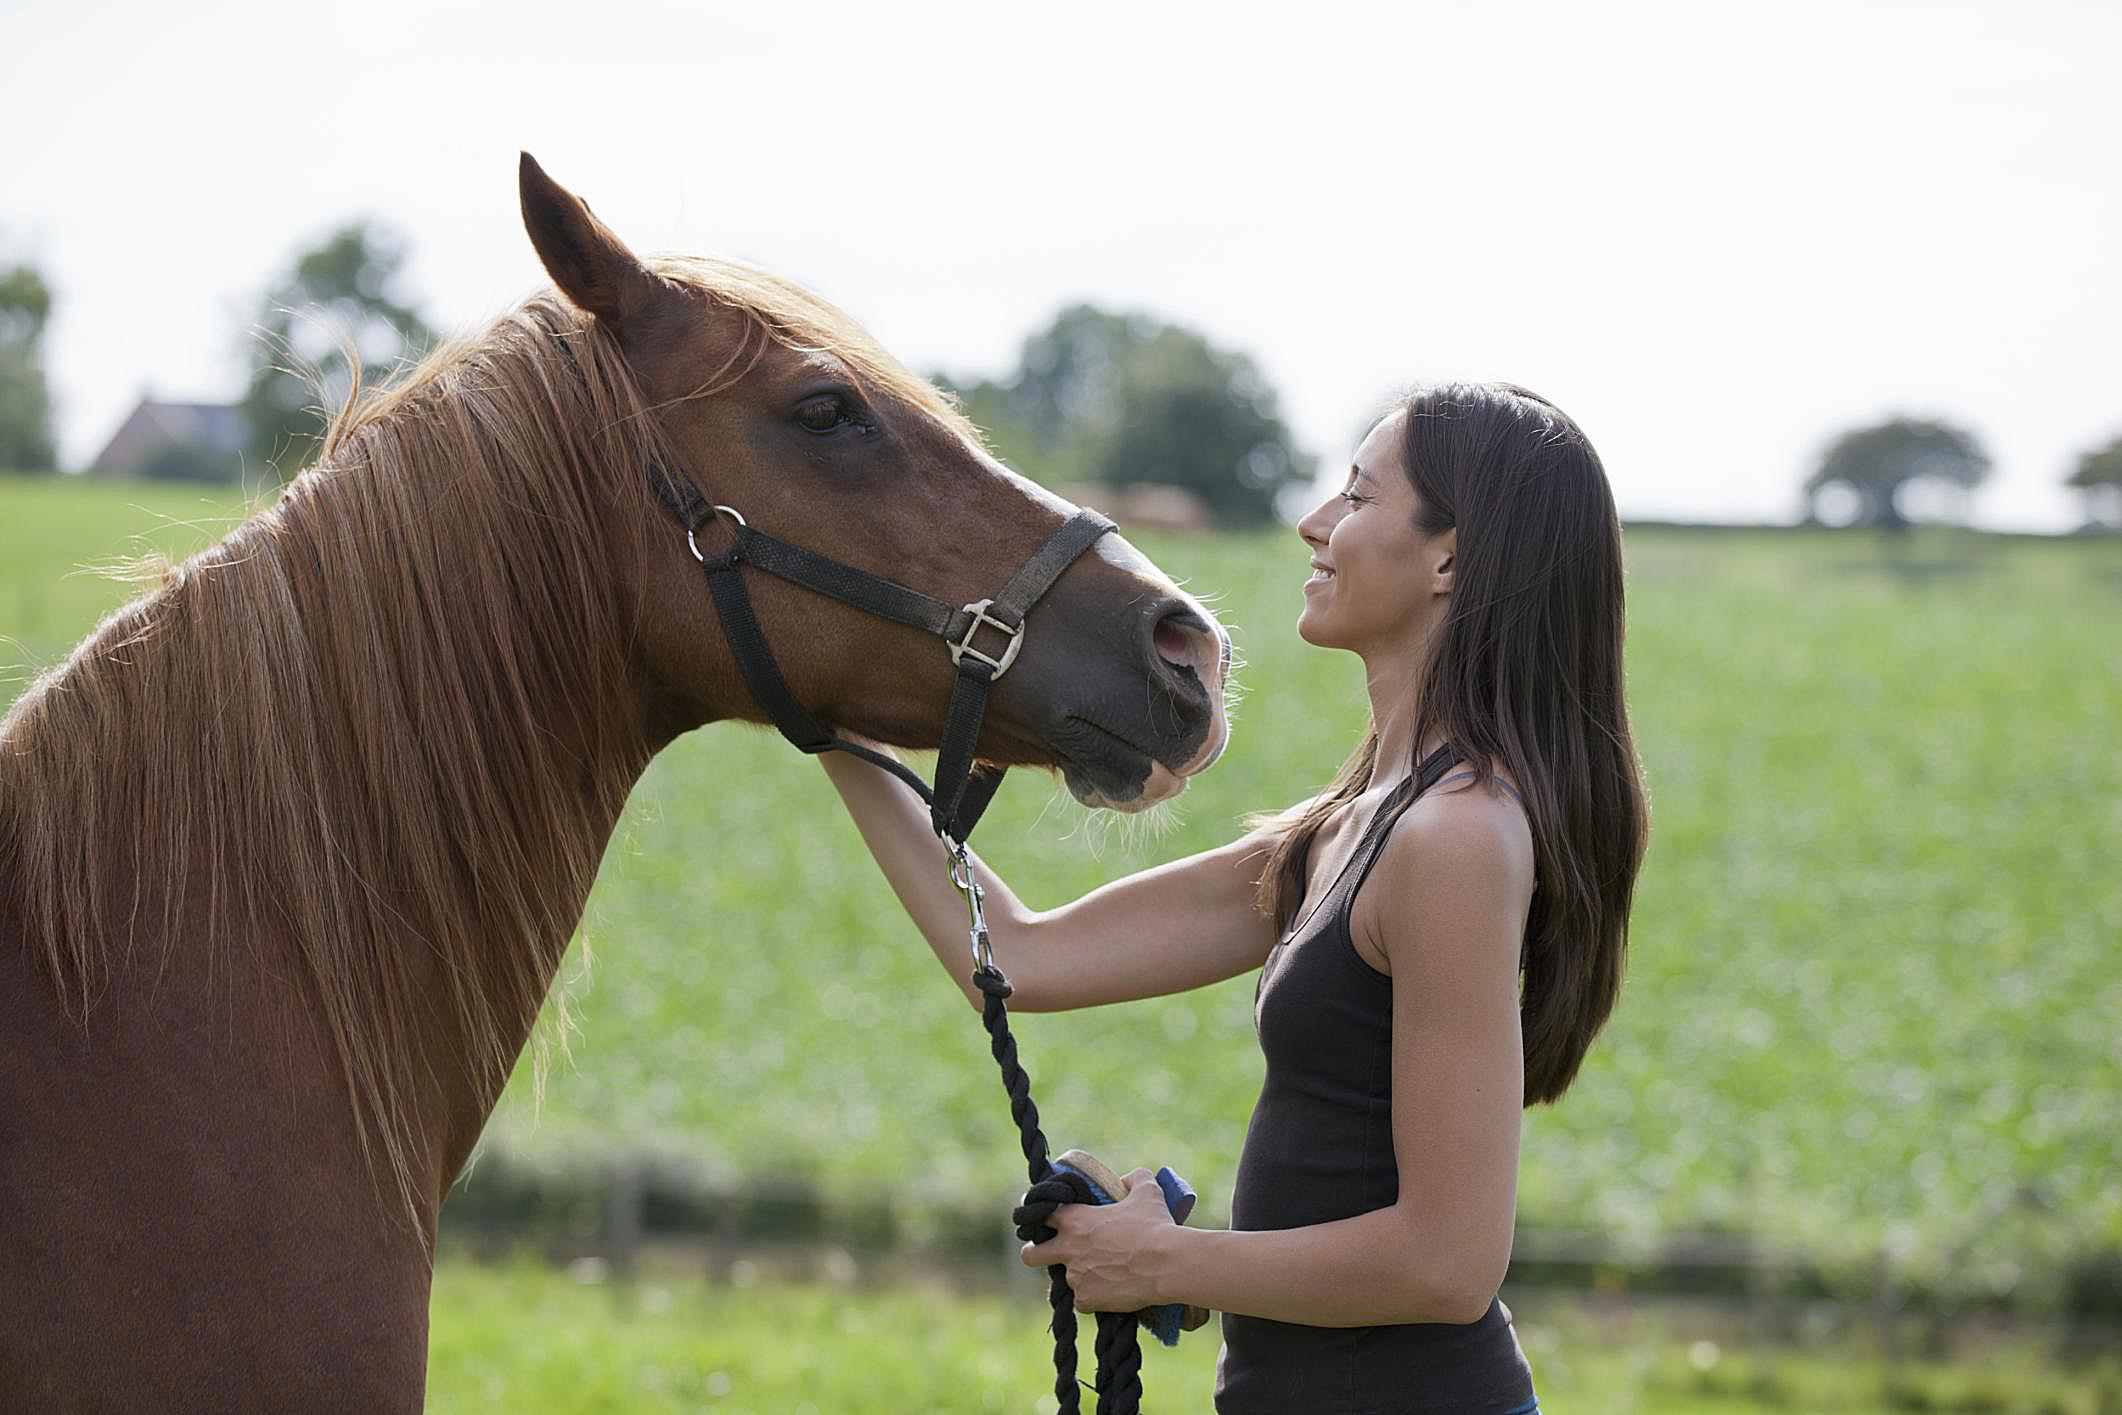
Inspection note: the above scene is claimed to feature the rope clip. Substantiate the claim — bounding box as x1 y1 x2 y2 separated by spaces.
943 836 996 974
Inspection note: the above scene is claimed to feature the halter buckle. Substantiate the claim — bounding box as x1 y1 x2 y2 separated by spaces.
950 598 1024 679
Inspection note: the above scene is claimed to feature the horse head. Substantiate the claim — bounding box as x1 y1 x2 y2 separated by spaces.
518 154 1229 810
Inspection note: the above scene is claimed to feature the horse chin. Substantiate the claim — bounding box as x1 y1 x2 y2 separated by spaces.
1059 756 1191 814
1049 702 1227 813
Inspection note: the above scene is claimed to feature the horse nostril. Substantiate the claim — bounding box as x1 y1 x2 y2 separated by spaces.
1153 617 1197 672
1148 603 1217 685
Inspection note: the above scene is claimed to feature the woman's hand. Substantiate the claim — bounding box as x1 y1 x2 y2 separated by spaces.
1021 1169 1181 1312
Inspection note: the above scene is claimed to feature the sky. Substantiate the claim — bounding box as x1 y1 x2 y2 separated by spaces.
4 0 2116 530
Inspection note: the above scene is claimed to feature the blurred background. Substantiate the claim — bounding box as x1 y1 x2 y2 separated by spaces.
3 1 2117 1411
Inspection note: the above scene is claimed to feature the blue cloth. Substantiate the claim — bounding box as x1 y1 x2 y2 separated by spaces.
1049 1156 1198 1346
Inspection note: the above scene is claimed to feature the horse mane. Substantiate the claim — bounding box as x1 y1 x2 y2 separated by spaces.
0 258 967 1228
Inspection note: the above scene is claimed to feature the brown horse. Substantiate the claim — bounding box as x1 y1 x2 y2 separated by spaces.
0 155 1230 1410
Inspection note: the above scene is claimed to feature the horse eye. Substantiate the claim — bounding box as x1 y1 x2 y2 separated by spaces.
794 395 851 434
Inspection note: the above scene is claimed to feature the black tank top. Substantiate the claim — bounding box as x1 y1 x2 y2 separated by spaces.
1215 743 1538 1414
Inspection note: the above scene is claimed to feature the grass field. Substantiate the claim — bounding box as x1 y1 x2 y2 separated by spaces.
423 1260 2122 1414
4 473 2118 1321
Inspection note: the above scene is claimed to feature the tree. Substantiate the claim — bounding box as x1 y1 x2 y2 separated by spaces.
2066 434 2122 531
937 374 1090 490
946 303 1312 526
0 262 57 472
1804 416 1991 529
240 221 434 474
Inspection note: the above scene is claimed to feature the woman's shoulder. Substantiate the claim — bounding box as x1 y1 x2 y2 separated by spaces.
1402 755 1534 877
1345 758 1535 973
1431 754 1527 811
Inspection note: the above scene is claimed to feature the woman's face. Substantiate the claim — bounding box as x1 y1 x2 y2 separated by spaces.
1294 409 1455 655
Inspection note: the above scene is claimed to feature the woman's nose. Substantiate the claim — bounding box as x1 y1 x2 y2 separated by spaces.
1296 497 1337 547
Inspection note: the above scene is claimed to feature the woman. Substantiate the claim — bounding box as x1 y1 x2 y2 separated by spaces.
821 381 1647 1413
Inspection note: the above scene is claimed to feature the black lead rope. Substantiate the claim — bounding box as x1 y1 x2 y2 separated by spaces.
646 462 1150 1413
981 959 1149 1415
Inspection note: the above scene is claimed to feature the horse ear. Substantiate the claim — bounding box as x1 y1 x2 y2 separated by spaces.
518 152 663 329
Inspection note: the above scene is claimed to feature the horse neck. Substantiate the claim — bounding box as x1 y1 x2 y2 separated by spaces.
246 449 659 1198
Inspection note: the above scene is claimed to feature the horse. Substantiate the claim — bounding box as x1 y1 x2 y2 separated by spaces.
0 154 1231 1410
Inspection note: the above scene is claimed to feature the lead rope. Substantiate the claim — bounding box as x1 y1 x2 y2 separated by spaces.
950 842 1146 1415
631 440 1145 1407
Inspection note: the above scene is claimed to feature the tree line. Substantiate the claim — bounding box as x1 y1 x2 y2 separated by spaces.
3 230 2119 530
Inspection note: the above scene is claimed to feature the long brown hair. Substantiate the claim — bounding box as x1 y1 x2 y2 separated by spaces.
1255 381 1648 1105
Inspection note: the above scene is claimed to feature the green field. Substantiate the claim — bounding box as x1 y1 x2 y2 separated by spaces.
424 1261 2122 1414
4 472 2119 1322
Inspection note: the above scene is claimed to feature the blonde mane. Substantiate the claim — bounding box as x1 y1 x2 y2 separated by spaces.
0 264 963 1227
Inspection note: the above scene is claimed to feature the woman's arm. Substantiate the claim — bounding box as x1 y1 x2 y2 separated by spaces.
818 749 1281 1013
1025 782 1535 1324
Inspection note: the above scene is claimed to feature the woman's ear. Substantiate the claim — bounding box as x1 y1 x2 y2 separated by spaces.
1433 528 1457 594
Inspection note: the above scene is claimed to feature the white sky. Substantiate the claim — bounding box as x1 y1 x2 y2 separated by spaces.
4 0 2116 529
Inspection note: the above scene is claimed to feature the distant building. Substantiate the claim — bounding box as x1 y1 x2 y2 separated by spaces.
1050 482 1214 534
90 397 247 482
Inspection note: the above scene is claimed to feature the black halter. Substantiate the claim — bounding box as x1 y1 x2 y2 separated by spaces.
645 461 1115 847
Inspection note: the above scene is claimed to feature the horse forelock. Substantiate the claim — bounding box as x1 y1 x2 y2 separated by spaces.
647 253 985 445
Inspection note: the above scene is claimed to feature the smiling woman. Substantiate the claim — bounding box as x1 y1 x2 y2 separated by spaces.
821 381 1645 1414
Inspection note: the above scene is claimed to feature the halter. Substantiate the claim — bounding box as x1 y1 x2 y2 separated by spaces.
647 459 1164 1413
645 460 1115 851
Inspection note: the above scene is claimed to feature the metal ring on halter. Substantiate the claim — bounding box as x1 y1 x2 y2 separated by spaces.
686 504 748 563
